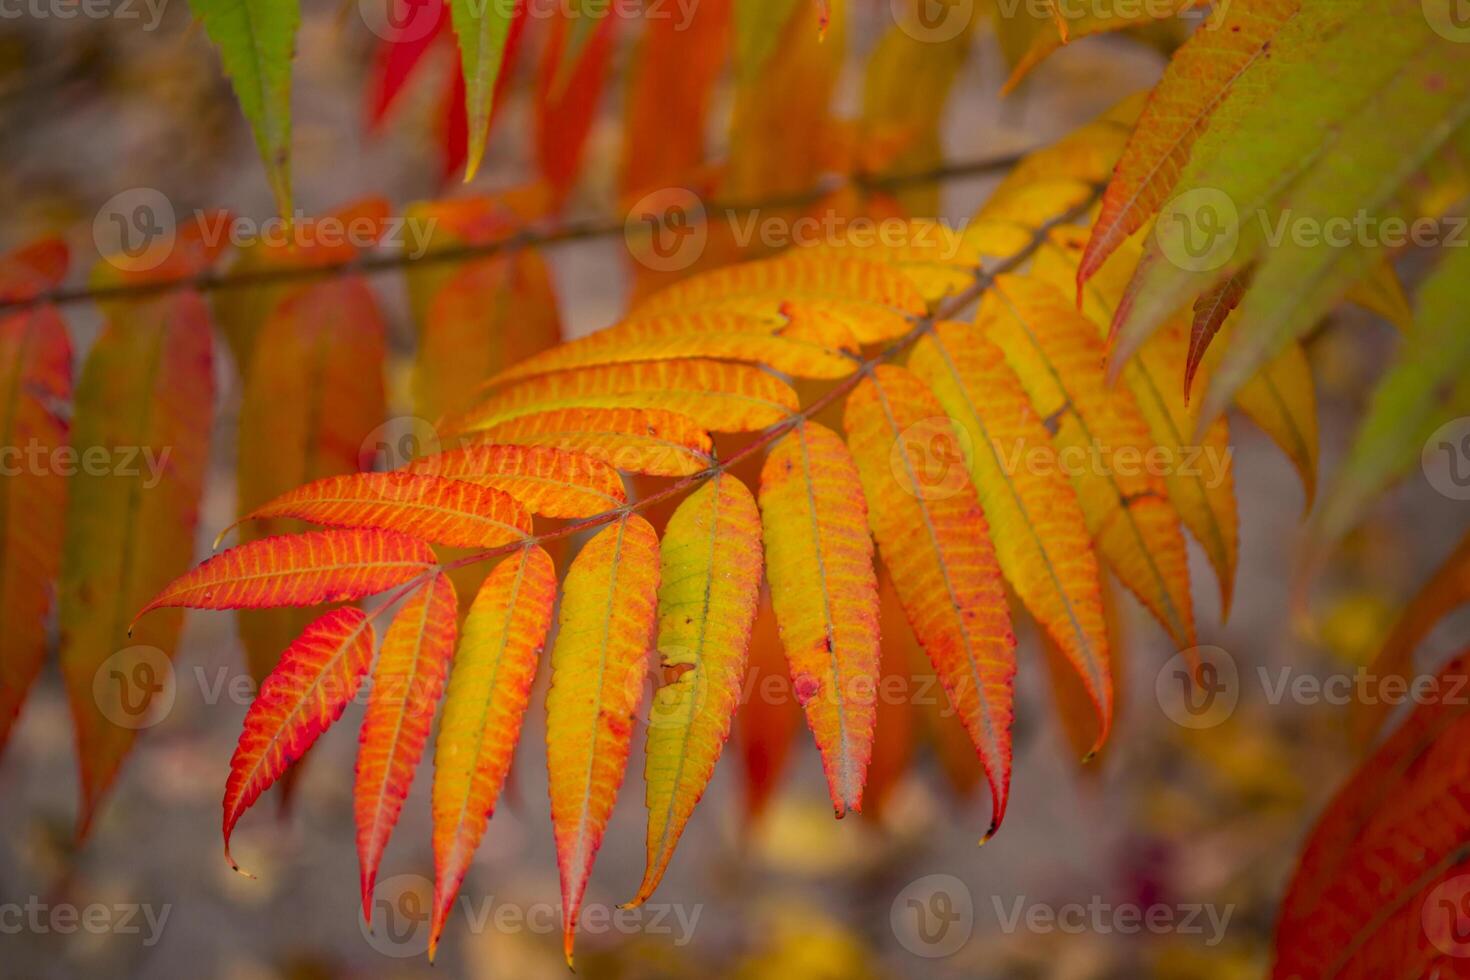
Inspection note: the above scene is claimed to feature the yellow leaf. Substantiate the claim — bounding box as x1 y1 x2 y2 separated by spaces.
758 422 880 815
633 475 762 905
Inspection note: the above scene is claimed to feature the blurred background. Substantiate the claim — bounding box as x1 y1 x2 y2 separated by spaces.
2 1 1467 977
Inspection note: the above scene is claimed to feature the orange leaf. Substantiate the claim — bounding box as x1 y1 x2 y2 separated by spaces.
449 359 799 435
356 573 458 919
414 248 562 423
843 365 1020 835
633 475 762 906
490 311 859 382
1035 228 1239 616
406 444 626 518
908 321 1111 755
226 472 531 550
619 0 731 200
0 306 71 759
223 606 376 872
1040 576 1125 770
430 546 557 960
0 237 68 300
1272 649 1470 978
233 276 387 693
535 8 617 209
473 407 714 478
983 275 1195 648
758 422 880 815
1353 530 1470 747
545 515 660 966
136 530 438 619
58 293 214 835
631 255 927 343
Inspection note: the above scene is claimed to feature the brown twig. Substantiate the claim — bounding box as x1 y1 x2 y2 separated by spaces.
0 152 1031 315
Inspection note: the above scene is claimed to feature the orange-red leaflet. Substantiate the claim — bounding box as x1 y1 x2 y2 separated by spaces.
135 529 440 621
356 573 458 920
222 472 532 550
223 606 376 872
843 365 1021 836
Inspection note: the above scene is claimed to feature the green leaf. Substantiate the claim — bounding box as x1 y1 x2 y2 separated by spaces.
189 0 298 216
1314 244 1470 548
1110 0 1457 384
448 0 515 180
1198 33 1470 424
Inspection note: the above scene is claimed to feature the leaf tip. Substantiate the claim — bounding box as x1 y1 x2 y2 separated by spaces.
224 844 256 880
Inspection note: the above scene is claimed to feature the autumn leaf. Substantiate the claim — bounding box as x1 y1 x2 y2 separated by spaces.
224 606 376 872
356 573 458 919
982 275 1195 648
545 515 660 966
759 422 880 816
447 0 514 180
1078 0 1300 288
620 0 731 200
406 444 627 519
1273 648 1470 978
0 303 71 760
58 293 214 836
474 407 714 478
843 365 1021 835
632 255 927 344
224 472 532 551
430 546 557 959
632 475 762 905
908 322 1111 750
450 359 800 435
188 0 298 214
135 530 438 617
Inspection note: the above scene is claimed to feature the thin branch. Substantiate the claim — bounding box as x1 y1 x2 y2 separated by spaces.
1 151 1031 315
